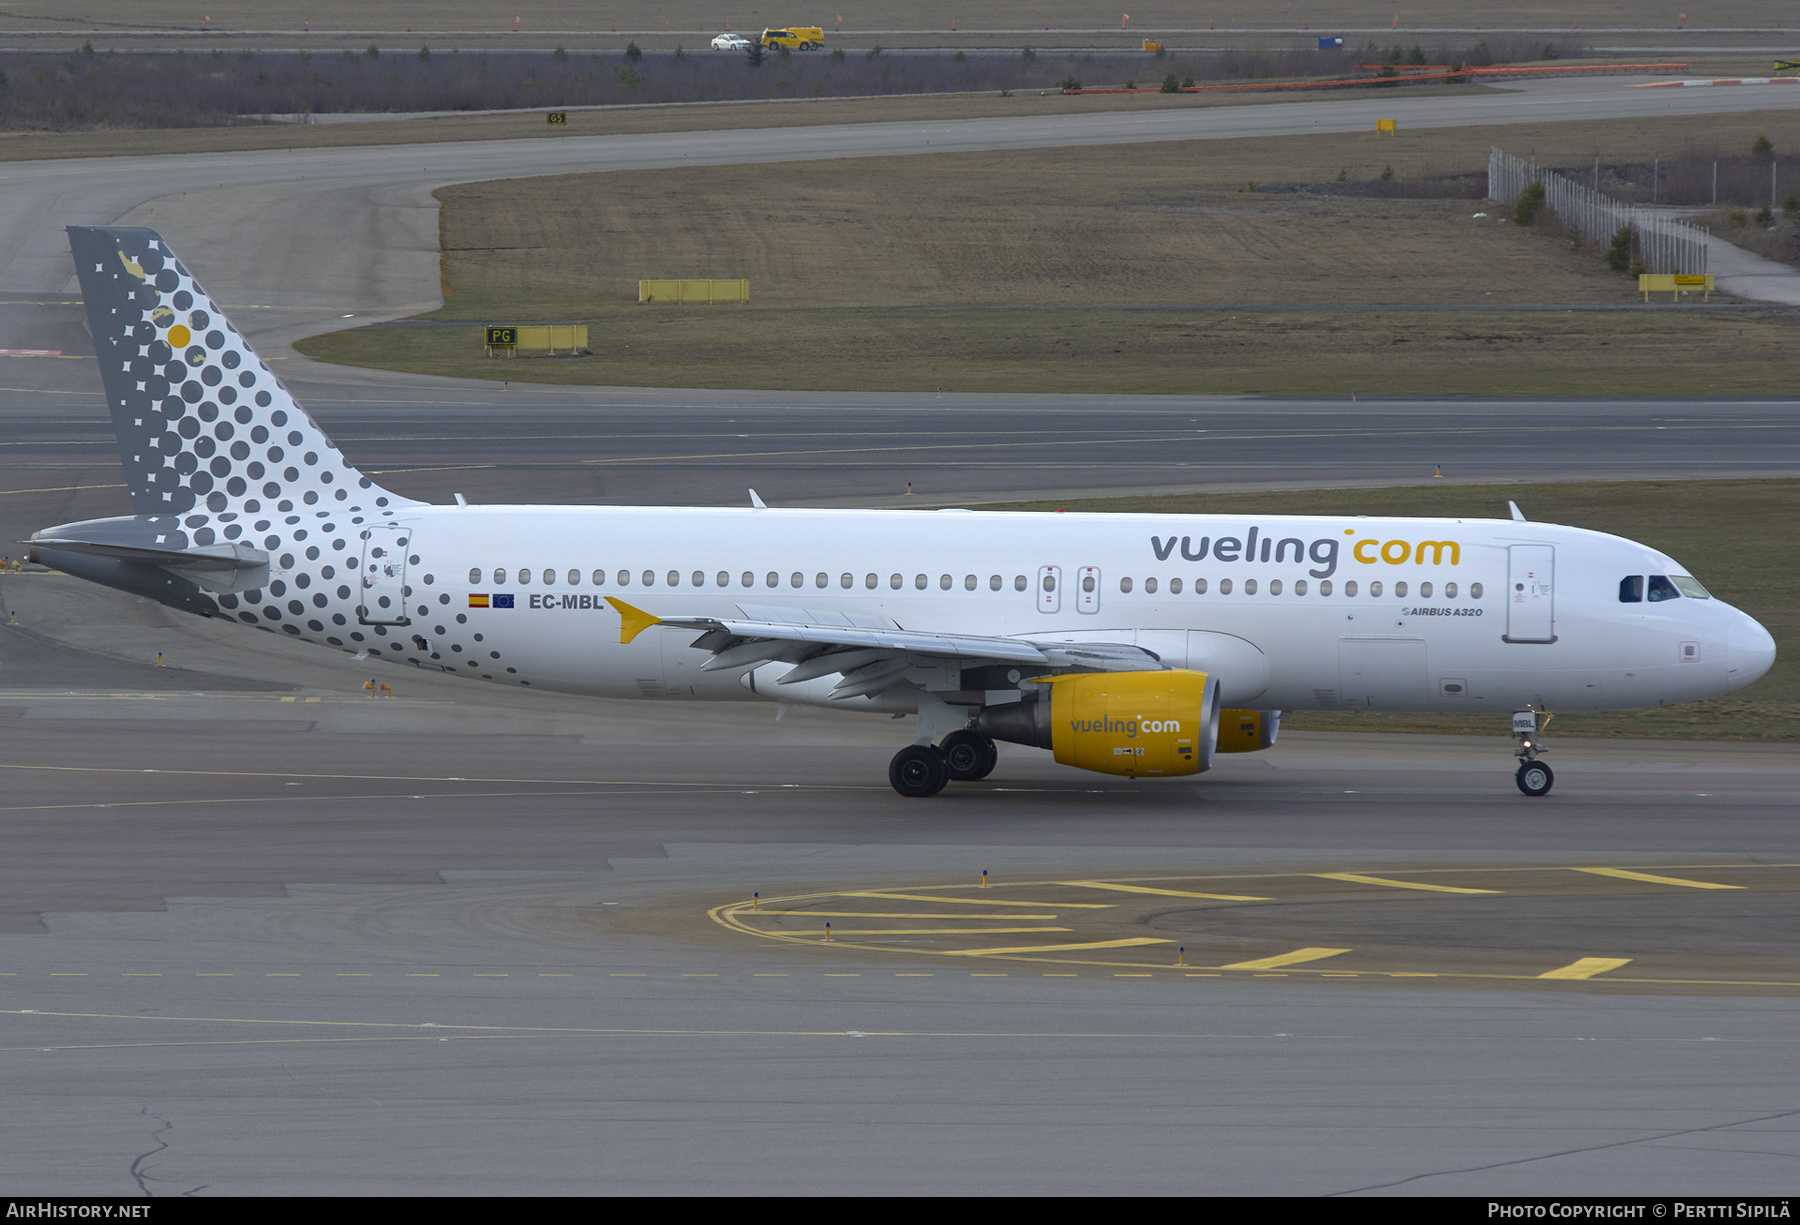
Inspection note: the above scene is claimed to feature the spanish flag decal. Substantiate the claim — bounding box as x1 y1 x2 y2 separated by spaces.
468 594 490 608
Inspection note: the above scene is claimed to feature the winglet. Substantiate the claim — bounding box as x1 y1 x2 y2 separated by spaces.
1508 500 1527 522
606 597 662 644
749 488 767 509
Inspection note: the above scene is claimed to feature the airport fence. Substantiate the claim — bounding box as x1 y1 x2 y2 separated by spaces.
1488 148 1710 275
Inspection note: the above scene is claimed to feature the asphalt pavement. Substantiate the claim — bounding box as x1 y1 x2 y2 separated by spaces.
2 74 1798 1197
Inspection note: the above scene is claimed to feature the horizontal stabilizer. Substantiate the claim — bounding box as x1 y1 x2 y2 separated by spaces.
29 537 268 572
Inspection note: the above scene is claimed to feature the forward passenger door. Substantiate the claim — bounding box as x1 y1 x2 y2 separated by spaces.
1503 544 1556 644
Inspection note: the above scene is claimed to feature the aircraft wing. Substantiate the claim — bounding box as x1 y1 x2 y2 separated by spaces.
607 597 1163 699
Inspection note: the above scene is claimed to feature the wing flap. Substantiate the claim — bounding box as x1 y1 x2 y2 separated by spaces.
657 615 1055 666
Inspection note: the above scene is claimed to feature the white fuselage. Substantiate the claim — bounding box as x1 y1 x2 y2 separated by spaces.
269 505 1770 717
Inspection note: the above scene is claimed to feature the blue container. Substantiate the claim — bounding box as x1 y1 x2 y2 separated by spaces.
1318 36 1344 49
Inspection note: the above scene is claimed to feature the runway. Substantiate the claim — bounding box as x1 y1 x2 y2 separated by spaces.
6 376 1799 546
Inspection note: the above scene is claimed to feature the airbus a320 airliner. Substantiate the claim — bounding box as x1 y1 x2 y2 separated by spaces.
30 227 1777 796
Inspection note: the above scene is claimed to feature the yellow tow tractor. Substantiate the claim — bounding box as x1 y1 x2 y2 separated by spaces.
761 27 825 51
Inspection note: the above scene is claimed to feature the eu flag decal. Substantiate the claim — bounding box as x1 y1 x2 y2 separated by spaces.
493 594 516 608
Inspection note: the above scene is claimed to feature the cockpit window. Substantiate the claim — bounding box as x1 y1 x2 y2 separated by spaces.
1647 575 1681 602
1671 574 1711 599
1618 576 1643 603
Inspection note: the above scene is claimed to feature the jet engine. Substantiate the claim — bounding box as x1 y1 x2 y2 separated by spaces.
1216 709 1281 753
978 669 1221 777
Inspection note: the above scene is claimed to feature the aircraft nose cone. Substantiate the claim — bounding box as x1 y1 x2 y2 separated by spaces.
1726 614 1777 692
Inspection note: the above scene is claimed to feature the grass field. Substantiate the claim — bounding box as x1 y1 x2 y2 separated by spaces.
297 108 1800 397
986 479 1800 741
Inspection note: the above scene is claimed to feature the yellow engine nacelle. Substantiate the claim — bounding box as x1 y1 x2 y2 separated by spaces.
1216 709 1282 753
1036 669 1221 777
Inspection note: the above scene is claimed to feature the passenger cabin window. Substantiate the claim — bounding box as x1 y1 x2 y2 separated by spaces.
1648 575 1681 602
593 570 607 586
518 569 531 585
569 570 581 586
1620 576 1644 603
469 568 481 584
493 568 506 584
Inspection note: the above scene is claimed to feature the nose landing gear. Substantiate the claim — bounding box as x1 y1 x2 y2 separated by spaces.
1513 708 1554 796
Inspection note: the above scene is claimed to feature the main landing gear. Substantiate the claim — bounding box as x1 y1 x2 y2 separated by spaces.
1513 708 1554 797
888 730 998 797
940 729 998 781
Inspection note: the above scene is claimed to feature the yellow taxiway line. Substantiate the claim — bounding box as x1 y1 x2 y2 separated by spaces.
1220 947 1354 971
1314 873 1501 895
1539 957 1634 980
1573 868 1744 890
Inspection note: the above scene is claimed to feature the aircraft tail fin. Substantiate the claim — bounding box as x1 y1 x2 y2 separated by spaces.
66 225 421 521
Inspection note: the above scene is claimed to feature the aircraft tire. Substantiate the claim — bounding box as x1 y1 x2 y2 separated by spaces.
890 744 950 797
940 730 998 781
1516 760 1554 797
